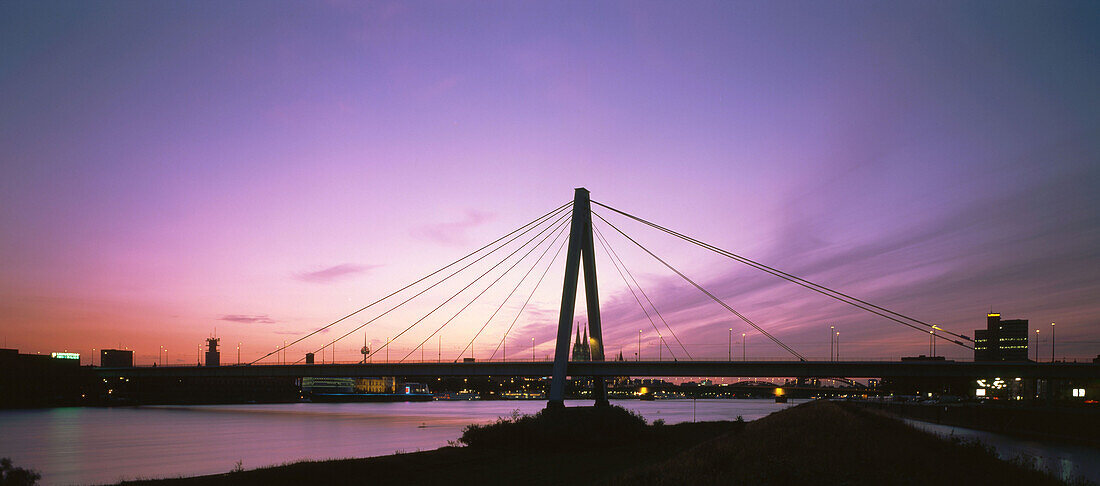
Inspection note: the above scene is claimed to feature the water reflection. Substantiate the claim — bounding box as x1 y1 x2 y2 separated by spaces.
0 399 800 485
903 419 1100 484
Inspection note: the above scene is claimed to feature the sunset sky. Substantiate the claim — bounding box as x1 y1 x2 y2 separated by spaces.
2 2 1098 366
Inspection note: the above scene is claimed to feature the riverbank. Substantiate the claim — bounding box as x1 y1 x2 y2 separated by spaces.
848 400 1100 447
119 409 740 486
616 400 1085 485
118 400 1083 486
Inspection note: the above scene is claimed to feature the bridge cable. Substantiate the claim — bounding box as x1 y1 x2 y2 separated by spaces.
449 220 570 362
298 204 572 363
591 222 687 360
594 222 692 360
591 201 974 349
488 229 570 361
363 210 571 362
253 201 571 364
592 210 807 361
353 210 568 362
592 199 972 344
401 216 568 362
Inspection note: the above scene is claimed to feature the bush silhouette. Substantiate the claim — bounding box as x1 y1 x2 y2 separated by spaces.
459 405 650 450
0 458 40 486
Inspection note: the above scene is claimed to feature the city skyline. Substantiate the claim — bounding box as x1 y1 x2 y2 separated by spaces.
2 2 1098 365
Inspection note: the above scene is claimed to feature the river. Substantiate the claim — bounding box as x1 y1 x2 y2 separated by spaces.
903 418 1100 484
0 399 800 485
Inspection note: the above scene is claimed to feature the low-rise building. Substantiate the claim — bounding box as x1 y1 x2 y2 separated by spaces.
100 349 134 368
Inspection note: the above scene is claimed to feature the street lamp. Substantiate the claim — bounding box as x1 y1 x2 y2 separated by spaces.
1051 322 1055 363
638 330 642 361
728 328 732 362
531 337 535 362
237 343 241 366
830 325 835 361
742 333 746 361
932 325 940 357
835 331 840 361
1035 329 1040 362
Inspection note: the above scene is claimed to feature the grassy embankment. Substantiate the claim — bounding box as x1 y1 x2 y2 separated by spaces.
849 400 1100 447
119 400 1084 486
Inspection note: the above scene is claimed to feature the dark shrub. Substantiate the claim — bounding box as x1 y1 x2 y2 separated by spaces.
0 458 40 486
459 405 650 450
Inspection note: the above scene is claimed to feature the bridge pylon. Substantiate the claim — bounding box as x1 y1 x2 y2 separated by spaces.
548 188 608 408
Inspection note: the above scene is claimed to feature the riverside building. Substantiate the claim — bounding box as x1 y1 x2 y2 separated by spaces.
973 313 1029 361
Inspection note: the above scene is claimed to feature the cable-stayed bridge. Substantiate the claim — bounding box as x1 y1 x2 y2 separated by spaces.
97 188 1099 406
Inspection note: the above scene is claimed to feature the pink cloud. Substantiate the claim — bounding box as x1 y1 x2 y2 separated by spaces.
219 314 276 324
294 263 377 283
412 210 496 246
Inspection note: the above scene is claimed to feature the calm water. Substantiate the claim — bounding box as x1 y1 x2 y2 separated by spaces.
0 399 800 485
904 419 1100 484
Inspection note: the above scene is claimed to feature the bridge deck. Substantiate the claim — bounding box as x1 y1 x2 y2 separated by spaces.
96 361 1100 379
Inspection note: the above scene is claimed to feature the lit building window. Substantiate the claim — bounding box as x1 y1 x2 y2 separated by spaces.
975 388 986 397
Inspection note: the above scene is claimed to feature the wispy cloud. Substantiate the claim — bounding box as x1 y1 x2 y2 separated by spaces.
412 210 496 246
294 263 377 283
589 149 1100 360
219 314 276 324
273 328 330 335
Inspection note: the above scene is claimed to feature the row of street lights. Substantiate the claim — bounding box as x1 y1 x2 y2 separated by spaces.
1033 322 1057 362
148 321 1066 366
625 328 754 361
726 328 746 361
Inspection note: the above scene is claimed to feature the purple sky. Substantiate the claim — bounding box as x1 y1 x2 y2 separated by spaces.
2 2 1098 365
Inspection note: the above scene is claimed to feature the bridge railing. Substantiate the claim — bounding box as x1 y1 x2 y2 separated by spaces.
127 355 1010 368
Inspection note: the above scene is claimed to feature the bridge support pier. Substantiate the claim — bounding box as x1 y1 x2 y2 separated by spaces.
548 188 608 409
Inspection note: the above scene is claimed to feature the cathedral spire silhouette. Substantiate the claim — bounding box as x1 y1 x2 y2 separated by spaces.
571 321 591 361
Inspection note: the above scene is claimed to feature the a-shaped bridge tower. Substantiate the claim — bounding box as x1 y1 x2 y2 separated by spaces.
548 188 607 408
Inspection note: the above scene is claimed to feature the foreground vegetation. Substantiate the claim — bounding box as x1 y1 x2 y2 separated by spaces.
119 400 1085 486
0 458 41 486
616 400 1085 486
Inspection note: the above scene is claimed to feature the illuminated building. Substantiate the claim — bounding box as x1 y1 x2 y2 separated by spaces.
300 377 397 394
301 377 355 393
355 377 396 393
973 313 1028 362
